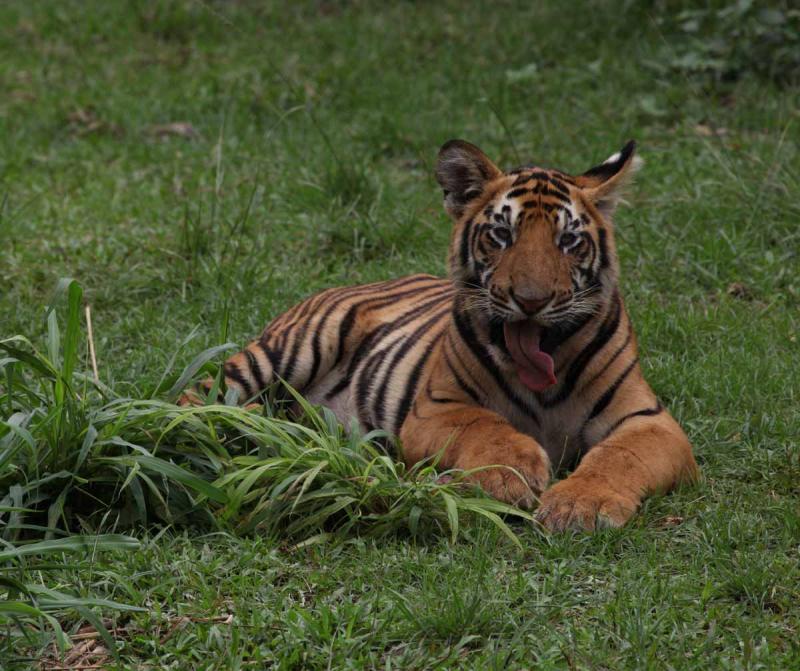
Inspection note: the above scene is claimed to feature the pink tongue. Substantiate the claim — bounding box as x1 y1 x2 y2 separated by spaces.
503 320 557 392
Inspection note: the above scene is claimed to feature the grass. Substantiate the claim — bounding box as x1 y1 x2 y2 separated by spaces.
1 0 799 668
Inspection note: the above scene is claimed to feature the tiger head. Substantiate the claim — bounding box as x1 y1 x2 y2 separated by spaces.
436 139 641 391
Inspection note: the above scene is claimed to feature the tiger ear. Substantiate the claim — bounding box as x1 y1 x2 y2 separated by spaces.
436 140 502 219
576 140 642 217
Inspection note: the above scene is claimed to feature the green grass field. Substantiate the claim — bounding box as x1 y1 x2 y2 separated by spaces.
2 1 799 668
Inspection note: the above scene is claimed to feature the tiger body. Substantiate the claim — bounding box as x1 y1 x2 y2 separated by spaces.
190 139 698 531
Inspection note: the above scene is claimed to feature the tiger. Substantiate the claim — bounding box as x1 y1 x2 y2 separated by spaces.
181 139 699 532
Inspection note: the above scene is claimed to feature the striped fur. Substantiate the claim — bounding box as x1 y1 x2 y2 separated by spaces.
182 140 699 531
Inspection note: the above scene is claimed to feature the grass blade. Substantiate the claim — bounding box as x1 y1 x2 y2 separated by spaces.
0 535 140 561
440 492 459 545
165 343 239 401
132 455 228 504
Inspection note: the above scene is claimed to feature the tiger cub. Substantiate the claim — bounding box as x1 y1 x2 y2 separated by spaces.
182 140 699 531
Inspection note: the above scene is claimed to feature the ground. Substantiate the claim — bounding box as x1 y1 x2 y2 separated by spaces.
1 1 799 669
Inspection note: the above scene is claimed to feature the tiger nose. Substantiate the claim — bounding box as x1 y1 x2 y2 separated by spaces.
513 291 552 315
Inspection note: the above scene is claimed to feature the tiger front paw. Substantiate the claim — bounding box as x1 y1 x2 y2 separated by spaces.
177 390 205 407
535 476 638 532
467 445 550 510
177 377 216 407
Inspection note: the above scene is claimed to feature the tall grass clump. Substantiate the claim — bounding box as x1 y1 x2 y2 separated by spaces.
1 279 532 544
1 278 533 659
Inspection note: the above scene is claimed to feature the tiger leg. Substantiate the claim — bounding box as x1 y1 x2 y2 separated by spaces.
400 402 551 509
536 411 698 531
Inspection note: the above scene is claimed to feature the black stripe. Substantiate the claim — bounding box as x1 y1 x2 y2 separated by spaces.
256 339 279 371
393 331 447 434
597 227 610 271
583 234 597 272
279 322 311 386
372 306 451 427
355 348 386 419
425 376 461 404
283 276 442 387
430 395 461 404
542 292 622 407
599 402 663 441
512 170 550 186
531 182 570 202
547 177 571 198
585 356 639 423
459 219 473 270
257 340 292 402
334 282 452 371
271 288 326 332
452 305 539 425
224 361 252 397
332 308 357 368
443 348 481 403
244 348 266 392
306 286 372 385
553 170 576 185
468 220 482 264
447 330 485 394
581 325 632 390
326 287 455 398
297 281 388 326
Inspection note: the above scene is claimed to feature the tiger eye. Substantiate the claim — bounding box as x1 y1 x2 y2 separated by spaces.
560 232 578 248
493 227 512 244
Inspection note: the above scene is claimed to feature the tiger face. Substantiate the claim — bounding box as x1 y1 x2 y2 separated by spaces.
437 139 640 325
436 139 640 392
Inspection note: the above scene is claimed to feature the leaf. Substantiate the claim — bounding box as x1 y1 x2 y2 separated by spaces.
440 492 459 545
33 592 145 613
0 342 55 378
75 424 98 472
123 468 148 524
290 460 329 512
0 601 69 652
133 455 228 503
0 534 140 561
75 605 121 661
61 280 83 384
46 485 72 538
0 601 46 617
459 500 527 549
165 342 239 402
0 413 36 470
46 310 60 374
0 336 56 378
408 505 422 537
44 277 77 318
